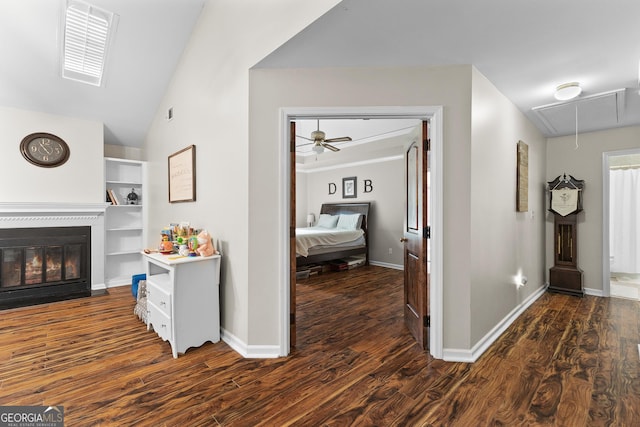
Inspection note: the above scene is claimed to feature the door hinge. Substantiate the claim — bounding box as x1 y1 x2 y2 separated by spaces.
290 313 295 325
424 315 430 328
425 138 431 151
424 226 431 239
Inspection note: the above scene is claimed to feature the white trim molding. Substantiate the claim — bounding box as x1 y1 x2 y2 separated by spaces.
221 328 280 359
369 260 403 271
584 287 605 297
280 105 444 359
297 154 403 174
0 202 107 215
443 284 547 363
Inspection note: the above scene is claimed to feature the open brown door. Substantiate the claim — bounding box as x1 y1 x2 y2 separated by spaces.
289 121 297 347
402 120 430 349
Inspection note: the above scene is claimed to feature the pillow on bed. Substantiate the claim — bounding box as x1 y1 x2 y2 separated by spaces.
336 213 362 230
316 214 339 228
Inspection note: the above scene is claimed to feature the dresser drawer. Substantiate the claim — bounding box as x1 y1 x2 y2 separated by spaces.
147 281 171 316
148 302 172 342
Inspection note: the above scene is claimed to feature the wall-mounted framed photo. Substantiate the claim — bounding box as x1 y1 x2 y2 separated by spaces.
516 140 528 212
342 176 357 199
168 144 196 203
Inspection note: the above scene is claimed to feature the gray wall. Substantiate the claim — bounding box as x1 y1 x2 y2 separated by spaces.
249 64 546 353
546 125 640 293
298 155 405 267
249 64 475 349
143 0 340 347
469 70 547 346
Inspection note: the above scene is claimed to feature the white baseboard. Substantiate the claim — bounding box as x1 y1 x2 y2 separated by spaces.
220 328 281 358
442 348 475 363
223 279 549 362
369 260 403 270
442 284 547 363
584 287 604 297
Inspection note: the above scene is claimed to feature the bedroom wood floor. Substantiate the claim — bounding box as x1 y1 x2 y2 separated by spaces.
0 266 638 426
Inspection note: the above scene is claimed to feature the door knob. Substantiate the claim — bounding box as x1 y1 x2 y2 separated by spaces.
400 238 408 243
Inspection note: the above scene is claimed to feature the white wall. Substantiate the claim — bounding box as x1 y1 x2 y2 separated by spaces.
300 156 405 266
143 0 341 349
0 106 104 203
104 143 143 161
469 69 547 345
546 125 640 293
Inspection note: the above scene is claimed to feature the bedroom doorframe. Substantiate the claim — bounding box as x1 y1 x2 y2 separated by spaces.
278 106 444 359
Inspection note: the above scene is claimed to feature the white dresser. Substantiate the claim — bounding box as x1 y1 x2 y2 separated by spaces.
142 252 221 358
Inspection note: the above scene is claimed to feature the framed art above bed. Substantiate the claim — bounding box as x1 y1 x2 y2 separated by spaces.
342 177 357 198
295 202 370 268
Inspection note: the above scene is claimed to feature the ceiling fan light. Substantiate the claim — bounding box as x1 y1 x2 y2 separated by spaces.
312 144 324 154
554 82 582 101
311 130 325 140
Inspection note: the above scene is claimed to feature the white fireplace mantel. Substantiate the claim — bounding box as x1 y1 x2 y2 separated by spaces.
0 202 107 215
0 202 108 290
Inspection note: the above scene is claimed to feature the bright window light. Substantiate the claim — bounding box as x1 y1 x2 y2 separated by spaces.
62 0 117 86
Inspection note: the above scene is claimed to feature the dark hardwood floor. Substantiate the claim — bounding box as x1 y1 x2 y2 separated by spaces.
0 265 638 426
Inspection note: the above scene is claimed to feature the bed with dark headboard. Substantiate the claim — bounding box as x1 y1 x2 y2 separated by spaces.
296 202 370 268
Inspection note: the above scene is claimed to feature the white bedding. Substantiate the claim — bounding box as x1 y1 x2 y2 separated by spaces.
295 227 365 257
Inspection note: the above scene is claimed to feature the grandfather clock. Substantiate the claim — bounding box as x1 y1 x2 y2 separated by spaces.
548 174 584 297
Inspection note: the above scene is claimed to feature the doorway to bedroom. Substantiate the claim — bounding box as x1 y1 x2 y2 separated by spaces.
294 117 415 271
283 106 443 359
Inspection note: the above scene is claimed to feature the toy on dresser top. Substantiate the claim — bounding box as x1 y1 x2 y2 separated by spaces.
154 225 217 257
195 230 215 256
160 234 173 253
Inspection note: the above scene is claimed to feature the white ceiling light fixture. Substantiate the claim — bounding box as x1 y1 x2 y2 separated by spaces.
554 82 582 101
61 0 118 86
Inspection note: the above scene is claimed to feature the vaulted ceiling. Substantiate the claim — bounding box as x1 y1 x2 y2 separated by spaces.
0 0 205 146
2 0 640 148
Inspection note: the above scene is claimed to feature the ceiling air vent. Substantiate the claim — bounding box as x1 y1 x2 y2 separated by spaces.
532 89 626 136
61 0 118 86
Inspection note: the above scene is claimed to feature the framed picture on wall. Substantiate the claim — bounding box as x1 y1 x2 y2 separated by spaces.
342 176 357 199
168 144 196 203
516 140 528 211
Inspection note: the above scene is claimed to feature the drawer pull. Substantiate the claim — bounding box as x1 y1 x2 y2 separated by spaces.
160 301 166 306
161 324 167 328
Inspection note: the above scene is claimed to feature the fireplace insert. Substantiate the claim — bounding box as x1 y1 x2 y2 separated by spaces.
0 226 91 309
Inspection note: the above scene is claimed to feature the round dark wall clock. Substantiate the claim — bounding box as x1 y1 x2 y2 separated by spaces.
20 132 70 168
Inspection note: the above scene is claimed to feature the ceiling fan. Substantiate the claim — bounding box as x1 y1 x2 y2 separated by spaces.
298 120 352 153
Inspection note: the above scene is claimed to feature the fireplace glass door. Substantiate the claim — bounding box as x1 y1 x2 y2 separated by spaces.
0 226 91 309
2 244 83 288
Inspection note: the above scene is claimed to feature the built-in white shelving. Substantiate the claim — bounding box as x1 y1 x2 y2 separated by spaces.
104 157 147 287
